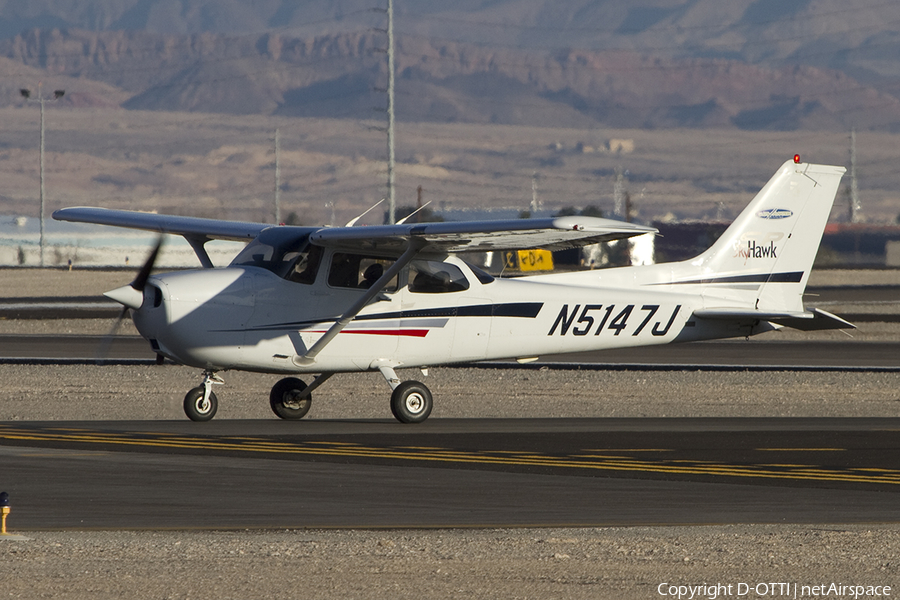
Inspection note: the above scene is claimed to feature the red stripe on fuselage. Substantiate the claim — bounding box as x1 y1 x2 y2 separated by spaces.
307 329 429 338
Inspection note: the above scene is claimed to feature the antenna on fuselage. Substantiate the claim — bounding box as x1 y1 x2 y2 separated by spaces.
345 198 384 227
396 201 432 225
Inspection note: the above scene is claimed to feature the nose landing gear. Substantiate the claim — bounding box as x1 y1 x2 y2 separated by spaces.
183 370 223 421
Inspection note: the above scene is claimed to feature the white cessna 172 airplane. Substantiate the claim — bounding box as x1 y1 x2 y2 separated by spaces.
54 157 852 423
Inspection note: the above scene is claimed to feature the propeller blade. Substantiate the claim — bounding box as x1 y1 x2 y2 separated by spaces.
105 237 163 310
131 236 163 292
96 306 129 363
98 236 163 362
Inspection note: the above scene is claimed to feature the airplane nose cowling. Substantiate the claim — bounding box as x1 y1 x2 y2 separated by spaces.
104 284 144 310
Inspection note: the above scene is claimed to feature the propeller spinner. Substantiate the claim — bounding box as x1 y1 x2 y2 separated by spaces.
97 238 163 362
104 239 163 310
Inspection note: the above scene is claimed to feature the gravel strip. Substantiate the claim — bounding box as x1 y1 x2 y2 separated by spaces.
2 526 897 599
0 364 898 421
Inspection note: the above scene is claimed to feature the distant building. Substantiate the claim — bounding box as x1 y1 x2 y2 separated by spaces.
569 139 635 155
607 139 635 154
819 223 900 266
887 241 900 267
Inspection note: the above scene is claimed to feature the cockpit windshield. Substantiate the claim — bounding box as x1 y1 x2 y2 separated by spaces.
230 228 320 280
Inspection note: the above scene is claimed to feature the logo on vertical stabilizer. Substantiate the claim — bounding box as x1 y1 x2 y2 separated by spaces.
734 232 784 263
756 208 793 220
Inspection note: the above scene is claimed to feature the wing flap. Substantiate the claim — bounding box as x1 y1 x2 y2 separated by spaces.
310 216 656 254
52 207 269 242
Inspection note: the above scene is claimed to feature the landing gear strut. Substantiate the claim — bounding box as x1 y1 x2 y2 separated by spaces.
183 370 223 421
181 368 434 423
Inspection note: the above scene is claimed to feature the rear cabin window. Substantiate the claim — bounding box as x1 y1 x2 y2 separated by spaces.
327 253 398 291
408 260 470 294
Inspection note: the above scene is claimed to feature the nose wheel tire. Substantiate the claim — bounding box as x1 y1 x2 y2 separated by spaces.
270 377 312 420
184 387 218 421
390 381 433 424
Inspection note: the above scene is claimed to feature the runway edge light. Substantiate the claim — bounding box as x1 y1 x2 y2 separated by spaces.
0 491 30 541
1 491 9 534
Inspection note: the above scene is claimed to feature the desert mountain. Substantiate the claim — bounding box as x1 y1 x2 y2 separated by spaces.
1 1 900 130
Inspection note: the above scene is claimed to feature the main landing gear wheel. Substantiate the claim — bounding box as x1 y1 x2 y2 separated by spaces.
270 377 312 420
390 380 433 424
184 387 218 422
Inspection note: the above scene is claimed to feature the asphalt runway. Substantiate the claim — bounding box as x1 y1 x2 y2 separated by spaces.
2 418 900 529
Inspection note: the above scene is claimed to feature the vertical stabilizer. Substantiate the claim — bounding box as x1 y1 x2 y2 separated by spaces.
677 159 845 312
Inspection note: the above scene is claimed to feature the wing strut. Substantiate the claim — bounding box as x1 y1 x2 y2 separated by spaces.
185 235 214 269
293 239 425 366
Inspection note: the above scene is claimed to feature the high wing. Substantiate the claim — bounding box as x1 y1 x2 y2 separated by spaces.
54 207 656 258
53 207 271 268
310 216 656 255
52 207 268 241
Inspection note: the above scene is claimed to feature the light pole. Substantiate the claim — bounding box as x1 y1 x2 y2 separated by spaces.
20 84 65 267
386 0 396 224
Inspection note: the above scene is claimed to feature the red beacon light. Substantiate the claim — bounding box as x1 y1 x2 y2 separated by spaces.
793 154 801 164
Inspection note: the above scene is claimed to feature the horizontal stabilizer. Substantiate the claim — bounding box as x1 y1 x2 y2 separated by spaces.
693 307 855 331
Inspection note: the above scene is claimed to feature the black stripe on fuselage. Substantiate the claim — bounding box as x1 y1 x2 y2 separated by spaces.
246 301 544 332
660 271 804 286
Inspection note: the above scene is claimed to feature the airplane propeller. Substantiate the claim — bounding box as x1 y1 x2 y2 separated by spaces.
104 238 162 310
97 237 163 363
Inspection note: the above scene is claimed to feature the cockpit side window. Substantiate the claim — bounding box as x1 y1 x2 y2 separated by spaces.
286 244 324 285
230 230 330 285
327 253 398 291
408 260 470 294
232 237 277 268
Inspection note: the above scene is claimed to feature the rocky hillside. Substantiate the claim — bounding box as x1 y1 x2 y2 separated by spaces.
1 1 899 130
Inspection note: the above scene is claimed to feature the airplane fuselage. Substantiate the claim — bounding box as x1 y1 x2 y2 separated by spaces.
134 260 756 374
